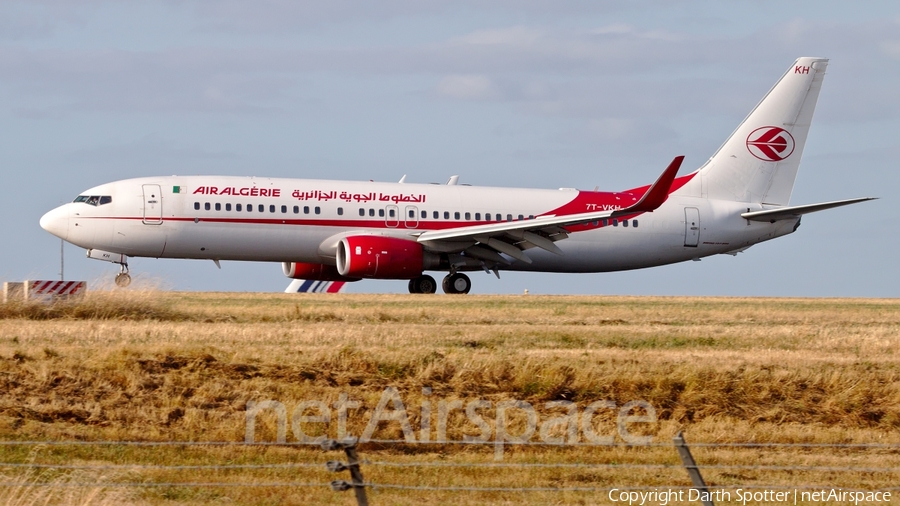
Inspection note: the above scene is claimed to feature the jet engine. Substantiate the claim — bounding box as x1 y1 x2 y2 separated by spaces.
282 261 360 282
336 236 426 279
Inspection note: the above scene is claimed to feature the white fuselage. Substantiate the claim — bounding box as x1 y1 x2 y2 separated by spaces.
40 174 796 274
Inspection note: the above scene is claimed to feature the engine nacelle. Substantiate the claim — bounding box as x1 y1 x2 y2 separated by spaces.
336 235 424 279
282 262 360 282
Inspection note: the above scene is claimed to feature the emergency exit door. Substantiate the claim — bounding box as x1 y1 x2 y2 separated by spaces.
684 207 700 247
142 184 163 225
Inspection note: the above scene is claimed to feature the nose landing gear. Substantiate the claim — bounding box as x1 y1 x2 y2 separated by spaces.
115 265 132 288
86 249 131 288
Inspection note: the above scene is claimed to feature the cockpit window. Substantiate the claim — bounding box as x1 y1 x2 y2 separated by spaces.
73 195 113 206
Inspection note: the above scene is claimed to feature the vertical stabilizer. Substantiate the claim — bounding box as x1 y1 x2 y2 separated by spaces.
694 57 828 205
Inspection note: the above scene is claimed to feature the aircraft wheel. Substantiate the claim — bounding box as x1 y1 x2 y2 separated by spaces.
417 275 437 294
115 272 132 288
409 275 437 294
442 273 471 294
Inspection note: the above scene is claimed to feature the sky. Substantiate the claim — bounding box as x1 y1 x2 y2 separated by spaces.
1 1 898 296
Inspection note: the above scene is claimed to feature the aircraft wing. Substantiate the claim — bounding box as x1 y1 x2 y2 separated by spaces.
740 197 877 223
415 156 684 264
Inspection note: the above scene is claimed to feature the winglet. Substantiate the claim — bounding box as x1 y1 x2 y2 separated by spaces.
615 155 684 215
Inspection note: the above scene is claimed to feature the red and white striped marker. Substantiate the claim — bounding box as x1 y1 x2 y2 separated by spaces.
26 280 87 300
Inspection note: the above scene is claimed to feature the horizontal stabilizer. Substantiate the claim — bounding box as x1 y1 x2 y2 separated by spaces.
741 197 877 222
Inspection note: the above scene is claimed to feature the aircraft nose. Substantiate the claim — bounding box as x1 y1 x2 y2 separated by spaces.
40 205 70 241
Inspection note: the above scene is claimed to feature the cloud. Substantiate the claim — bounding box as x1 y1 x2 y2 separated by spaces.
434 75 498 100
2 16 898 123
65 135 239 171
0 1 94 40
0 47 301 116
882 40 900 60
188 1 646 33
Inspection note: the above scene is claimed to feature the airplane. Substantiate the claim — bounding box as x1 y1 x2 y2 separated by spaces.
40 57 875 294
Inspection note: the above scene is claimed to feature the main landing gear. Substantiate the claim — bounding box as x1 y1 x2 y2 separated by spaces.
407 273 472 294
442 273 471 294
408 275 437 294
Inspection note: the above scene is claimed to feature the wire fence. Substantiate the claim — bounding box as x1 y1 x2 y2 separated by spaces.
1 436 899 505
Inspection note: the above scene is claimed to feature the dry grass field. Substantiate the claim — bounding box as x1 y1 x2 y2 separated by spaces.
1 291 899 505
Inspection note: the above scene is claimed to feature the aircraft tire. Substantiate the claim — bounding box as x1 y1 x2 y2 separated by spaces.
115 273 132 288
442 273 471 294
408 275 438 294
418 275 437 294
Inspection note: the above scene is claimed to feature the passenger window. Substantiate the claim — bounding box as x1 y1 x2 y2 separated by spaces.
633 220 639 228
304 206 310 214
602 219 607 227
465 212 471 220
194 202 200 211
623 220 629 227
496 214 502 221
293 206 299 214
518 214 524 220
359 208 365 216
475 213 481 220
421 210 427 219
281 205 287 213
409 210 415 218
379 209 385 217
337 207 343 216
236 204 242 211
268 205 275 213
315 206 321 215
247 204 253 212
369 209 375 217
258 204 264 212
215 203 221 211
454 212 460 220
613 219 618 227
389 209 395 218
205 203 210 211
506 214 512 222
444 211 450 219
225 203 231 211
433 211 439 219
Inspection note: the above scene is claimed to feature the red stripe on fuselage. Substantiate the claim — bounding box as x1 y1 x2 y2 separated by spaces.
83 173 697 233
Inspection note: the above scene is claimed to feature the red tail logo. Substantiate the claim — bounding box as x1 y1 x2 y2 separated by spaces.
746 126 795 162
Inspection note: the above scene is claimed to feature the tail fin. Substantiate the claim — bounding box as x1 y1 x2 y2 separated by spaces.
694 57 828 205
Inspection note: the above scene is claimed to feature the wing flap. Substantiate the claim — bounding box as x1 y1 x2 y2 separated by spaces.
418 156 684 244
